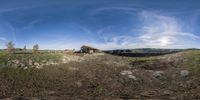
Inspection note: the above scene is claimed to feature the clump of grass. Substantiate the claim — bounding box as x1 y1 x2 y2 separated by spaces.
0 53 63 67
176 50 200 75
0 65 76 98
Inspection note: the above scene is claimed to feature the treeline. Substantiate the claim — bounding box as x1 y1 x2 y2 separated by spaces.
104 48 183 57
2 41 39 54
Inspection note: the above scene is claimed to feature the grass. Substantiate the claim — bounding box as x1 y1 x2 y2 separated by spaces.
0 65 77 98
0 53 63 67
181 50 200 74
1 51 200 99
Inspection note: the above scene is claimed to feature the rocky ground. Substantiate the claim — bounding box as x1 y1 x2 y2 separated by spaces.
0 50 200 99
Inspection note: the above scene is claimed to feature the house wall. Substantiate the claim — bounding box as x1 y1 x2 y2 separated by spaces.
81 47 96 54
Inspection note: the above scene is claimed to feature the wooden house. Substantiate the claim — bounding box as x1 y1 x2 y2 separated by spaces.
80 45 99 54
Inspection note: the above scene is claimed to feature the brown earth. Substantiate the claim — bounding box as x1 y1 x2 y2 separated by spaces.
0 51 200 99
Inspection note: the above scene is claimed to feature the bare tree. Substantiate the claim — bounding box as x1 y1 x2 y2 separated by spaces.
6 41 15 54
33 44 39 53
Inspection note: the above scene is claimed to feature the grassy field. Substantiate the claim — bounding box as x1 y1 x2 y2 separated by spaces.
0 50 200 99
0 52 63 67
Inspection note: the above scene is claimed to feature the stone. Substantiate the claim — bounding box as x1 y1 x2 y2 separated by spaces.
20 63 25 67
28 59 33 65
68 67 79 71
140 91 156 97
34 62 40 66
75 81 82 87
0 98 13 100
127 75 137 80
15 60 20 64
180 70 189 77
23 67 28 70
48 91 56 95
120 70 132 75
153 71 164 79
41 60 47 63
163 90 173 96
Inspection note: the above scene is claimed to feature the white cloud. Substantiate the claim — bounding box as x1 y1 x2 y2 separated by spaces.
89 11 200 50
23 19 43 30
0 37 8 48
90 35 139 50
0 37 7 41
138 11 199 48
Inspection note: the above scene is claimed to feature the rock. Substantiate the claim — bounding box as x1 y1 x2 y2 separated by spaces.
35 65 42 69
23 67 28 70
140 91 156 97
153 71 164 79
68 67 79 71
120 70 132 75
41 60 47 63
28 59 33 65
180 70 189 77
127 75 137 80
15 60 20 64
163 90 173 96
169 97 177 100
20 63 25 67
31 97 41 100
0 98 13 100
34 62 40 66
146 70 154 73
75 81 82 87
48 91 56 95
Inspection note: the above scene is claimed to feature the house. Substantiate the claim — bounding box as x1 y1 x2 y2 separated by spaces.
80 45 99 54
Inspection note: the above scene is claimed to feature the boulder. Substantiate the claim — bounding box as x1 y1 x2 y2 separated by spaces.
180 70 189 77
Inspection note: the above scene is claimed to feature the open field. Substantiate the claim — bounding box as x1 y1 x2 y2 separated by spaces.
0 50 200 99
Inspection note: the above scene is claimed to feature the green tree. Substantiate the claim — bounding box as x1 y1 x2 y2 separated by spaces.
23 45 27 51
6 41 15 54
33 44 39 53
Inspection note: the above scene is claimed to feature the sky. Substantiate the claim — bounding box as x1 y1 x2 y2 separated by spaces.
0 0 200 50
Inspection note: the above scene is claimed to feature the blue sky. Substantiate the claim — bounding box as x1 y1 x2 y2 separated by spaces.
0 0 200 50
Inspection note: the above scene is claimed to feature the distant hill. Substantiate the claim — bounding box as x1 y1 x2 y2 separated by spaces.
103 48 199 57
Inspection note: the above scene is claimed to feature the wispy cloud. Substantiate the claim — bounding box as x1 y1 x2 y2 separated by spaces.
88 10 200 50
0 37 8 48
90 7 138 15
138 11 199 48
0 37 7 41
23 19 43 30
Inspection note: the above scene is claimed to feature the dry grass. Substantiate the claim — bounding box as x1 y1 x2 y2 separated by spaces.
0 51 200 99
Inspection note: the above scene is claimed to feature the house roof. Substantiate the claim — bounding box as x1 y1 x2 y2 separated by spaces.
81 45 99 50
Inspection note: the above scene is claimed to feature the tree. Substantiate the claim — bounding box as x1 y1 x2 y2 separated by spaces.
33 44 39 53
23 45 27 51
6 41 15 54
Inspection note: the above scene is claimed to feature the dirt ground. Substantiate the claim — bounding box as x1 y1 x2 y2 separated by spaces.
0 51 200 99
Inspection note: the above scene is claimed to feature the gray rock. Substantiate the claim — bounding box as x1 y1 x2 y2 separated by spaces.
23 66 29 70
163 90 173 96
15 60 20 64
120 70 132 75
75 81 82 87
34 62 40 66
28 59 33 65
153 71 164 79
128 75 137 80
20 63 25 67
68 67 79 71
180 70 189 77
